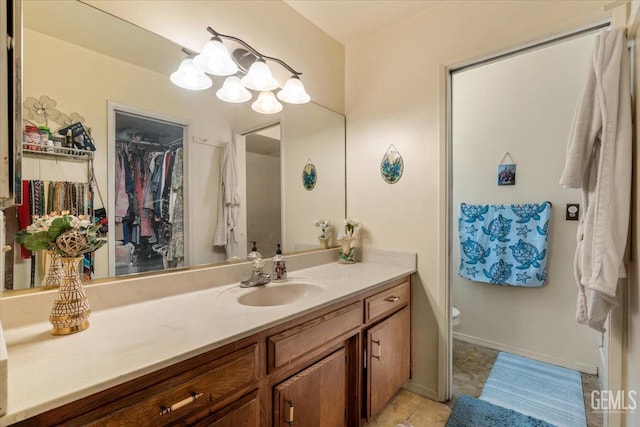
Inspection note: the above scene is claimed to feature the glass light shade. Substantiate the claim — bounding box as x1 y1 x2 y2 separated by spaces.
251 91 283 114
216 76 252 103
170 58 212 90
241 59 279 91
277 75 311 104
193 39 238 76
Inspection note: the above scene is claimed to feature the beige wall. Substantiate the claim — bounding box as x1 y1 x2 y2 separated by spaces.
85 0 345 115
346 0 611 397
451 32 600 373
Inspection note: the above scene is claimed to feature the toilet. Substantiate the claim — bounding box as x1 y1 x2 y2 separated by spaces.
452 306 461 327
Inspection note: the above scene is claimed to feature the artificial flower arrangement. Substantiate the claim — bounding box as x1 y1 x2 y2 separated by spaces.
338 217 362 264
342 217 361 239
15 211 106 257
314 219 332 239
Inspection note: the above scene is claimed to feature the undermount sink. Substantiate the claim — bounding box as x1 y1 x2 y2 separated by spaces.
222 280 325 307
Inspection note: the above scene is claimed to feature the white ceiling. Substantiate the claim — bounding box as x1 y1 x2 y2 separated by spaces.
284 0 443 45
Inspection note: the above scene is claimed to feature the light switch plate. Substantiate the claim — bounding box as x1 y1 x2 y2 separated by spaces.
566 203 580 221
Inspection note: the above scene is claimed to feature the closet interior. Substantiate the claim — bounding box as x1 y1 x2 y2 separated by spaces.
113 111 186 276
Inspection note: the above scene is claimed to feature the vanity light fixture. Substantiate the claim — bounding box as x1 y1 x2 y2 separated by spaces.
252 91 283 114
216 76 252 103
277 75 311 104
169 57 213 91
241 58 279 91
170 26 310 114
193 37 239 76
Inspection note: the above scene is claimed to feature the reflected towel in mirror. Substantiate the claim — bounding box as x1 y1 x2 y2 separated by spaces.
213 140 241 258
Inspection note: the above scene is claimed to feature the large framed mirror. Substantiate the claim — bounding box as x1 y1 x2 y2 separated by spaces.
3 0 345 293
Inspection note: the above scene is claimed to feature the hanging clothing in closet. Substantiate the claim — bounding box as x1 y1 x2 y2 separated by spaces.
17 179 92 259
114 142 184 274
167 147 184 262
15 179 94 285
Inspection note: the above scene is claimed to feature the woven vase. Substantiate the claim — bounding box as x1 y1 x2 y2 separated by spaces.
40 250 62 289
49 256 91 335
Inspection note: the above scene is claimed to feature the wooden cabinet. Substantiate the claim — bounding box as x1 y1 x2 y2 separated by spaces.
365 280 410 323
13 275 412 427
366 306 411 419
268 302 361 371
84 344 258 426
193 391 260 427
273 349 347 427
14 343 261 427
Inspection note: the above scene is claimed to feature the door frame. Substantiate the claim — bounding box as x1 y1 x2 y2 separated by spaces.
440 15 625 411
107 101 191 276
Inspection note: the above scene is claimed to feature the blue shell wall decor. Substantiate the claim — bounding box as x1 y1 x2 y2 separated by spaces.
380 144 404 184
302 159 317 190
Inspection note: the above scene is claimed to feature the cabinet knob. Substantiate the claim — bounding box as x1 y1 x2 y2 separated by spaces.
385 296 400 303
286 399 295 425
159 392 204 416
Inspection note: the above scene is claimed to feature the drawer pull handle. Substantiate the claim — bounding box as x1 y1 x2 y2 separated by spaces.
385 296 400 303
371 339 381 360
286 399 295 425
160 392 204 416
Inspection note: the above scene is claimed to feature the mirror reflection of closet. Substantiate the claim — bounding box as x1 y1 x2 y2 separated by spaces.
108 106 188 276
245 125 281 259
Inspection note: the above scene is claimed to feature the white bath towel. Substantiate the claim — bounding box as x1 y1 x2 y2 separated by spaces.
559 29 632 332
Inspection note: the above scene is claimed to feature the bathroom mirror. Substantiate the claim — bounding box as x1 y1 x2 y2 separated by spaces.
3 0 345 293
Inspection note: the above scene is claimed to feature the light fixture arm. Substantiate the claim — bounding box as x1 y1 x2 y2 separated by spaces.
181 47 198 57
206 26 302 76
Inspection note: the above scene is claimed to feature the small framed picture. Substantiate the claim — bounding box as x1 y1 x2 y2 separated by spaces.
497 164 516 186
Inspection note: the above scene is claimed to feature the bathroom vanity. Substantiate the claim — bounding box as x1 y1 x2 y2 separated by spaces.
0 250 415 426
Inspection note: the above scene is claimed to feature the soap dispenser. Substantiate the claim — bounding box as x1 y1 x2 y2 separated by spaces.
248 241 261 260
272 244 287 282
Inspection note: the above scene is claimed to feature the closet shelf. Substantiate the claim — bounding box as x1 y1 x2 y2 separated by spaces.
22 143 94 161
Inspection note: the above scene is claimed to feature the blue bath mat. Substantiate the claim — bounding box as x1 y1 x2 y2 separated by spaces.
446 395 554 427
480 352 586 427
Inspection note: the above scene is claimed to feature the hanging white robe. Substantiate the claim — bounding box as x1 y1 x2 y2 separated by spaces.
213 140 241 258
559 29 632 332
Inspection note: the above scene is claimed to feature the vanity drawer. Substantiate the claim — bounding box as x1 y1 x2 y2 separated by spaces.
365 280 410 323
81 344 259 426
268 302 361 371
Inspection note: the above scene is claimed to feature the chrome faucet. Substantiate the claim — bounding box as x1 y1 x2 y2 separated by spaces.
240 257 272 288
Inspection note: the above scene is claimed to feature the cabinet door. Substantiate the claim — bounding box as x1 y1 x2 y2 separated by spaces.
274 348 346 427
367 306 410 418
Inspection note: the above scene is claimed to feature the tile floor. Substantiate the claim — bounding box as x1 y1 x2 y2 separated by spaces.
365 339 602 427
363 389 451 427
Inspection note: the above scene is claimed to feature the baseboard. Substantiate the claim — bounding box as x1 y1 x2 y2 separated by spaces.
403 380 439 401
453 331 598 375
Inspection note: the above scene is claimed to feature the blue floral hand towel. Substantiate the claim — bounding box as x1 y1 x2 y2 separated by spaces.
458 202 551 287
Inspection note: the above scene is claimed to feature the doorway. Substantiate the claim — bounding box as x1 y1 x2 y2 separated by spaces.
244 124 282 258
447 25 607 424
108 103 188 277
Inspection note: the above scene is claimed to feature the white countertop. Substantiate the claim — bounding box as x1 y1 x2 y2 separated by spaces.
0 256 415 425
